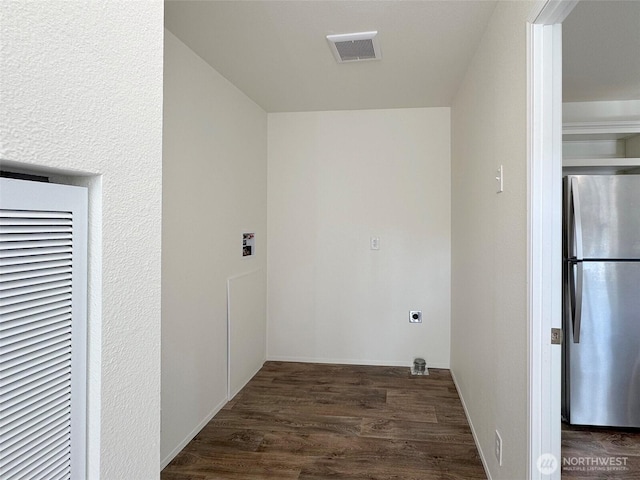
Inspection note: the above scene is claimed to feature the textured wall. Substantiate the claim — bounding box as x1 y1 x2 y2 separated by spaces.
267 108 451 368
450 2 534 479
0 2 164 478
162 30 267 467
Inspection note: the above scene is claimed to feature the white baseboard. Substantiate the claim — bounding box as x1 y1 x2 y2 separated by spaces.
160 396 228 470
450 370 492 480
266 355 449 369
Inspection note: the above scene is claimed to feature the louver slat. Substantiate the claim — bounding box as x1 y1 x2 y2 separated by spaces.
0 293 72 318
1 299 72 324
0 239 72 251
1 246 72 259
0 208 74 480
0 274 74 293
0 341 70 374
0 283 72 305
0 226 72 234
0 217 72 226
1 391 70 439
0 253 73 268
1 375 70 424
0 233 72 242
0 211 71 219
5 438 70 479
1 414 69 467
1 325 71 364
1 357 71 405
0 309 71 335
1 266 73 284
2 375 70 421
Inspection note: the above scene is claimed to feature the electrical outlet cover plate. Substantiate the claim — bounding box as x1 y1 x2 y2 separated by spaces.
495 430 503 466
409 311 422 323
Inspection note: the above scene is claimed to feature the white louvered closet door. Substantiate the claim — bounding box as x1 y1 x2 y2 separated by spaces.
0 178 87 480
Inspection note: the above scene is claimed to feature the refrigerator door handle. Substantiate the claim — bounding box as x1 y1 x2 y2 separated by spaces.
570 177 584 261
570 261 583 343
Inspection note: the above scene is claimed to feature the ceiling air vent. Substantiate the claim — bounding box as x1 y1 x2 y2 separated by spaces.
326 31 381 63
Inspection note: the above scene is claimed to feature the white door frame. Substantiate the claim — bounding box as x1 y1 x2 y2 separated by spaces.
527 1 578 479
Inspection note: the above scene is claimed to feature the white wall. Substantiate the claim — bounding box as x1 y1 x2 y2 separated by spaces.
162 30 267 466
450 2 534 479
228 269 267 398
267 108 450 367
0 2 163 478
563 100 640 124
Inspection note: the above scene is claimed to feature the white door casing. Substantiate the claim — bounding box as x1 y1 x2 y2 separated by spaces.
528 1 578 479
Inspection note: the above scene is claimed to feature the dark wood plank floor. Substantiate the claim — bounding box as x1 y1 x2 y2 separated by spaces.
562 423 640 479
162 362 486 480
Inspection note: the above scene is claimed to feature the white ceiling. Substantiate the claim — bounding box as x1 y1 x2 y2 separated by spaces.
165 0 640 113
164 0 497 112
563 0 640 102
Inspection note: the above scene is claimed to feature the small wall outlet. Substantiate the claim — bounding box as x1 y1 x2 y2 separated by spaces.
409 311 422 323
495 430 503 466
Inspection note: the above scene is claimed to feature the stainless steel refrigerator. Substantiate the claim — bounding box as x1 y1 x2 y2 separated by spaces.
562 174 640 428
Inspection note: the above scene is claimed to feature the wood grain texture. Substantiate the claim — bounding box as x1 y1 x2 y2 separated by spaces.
162 362 486 479
562 423 640 479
